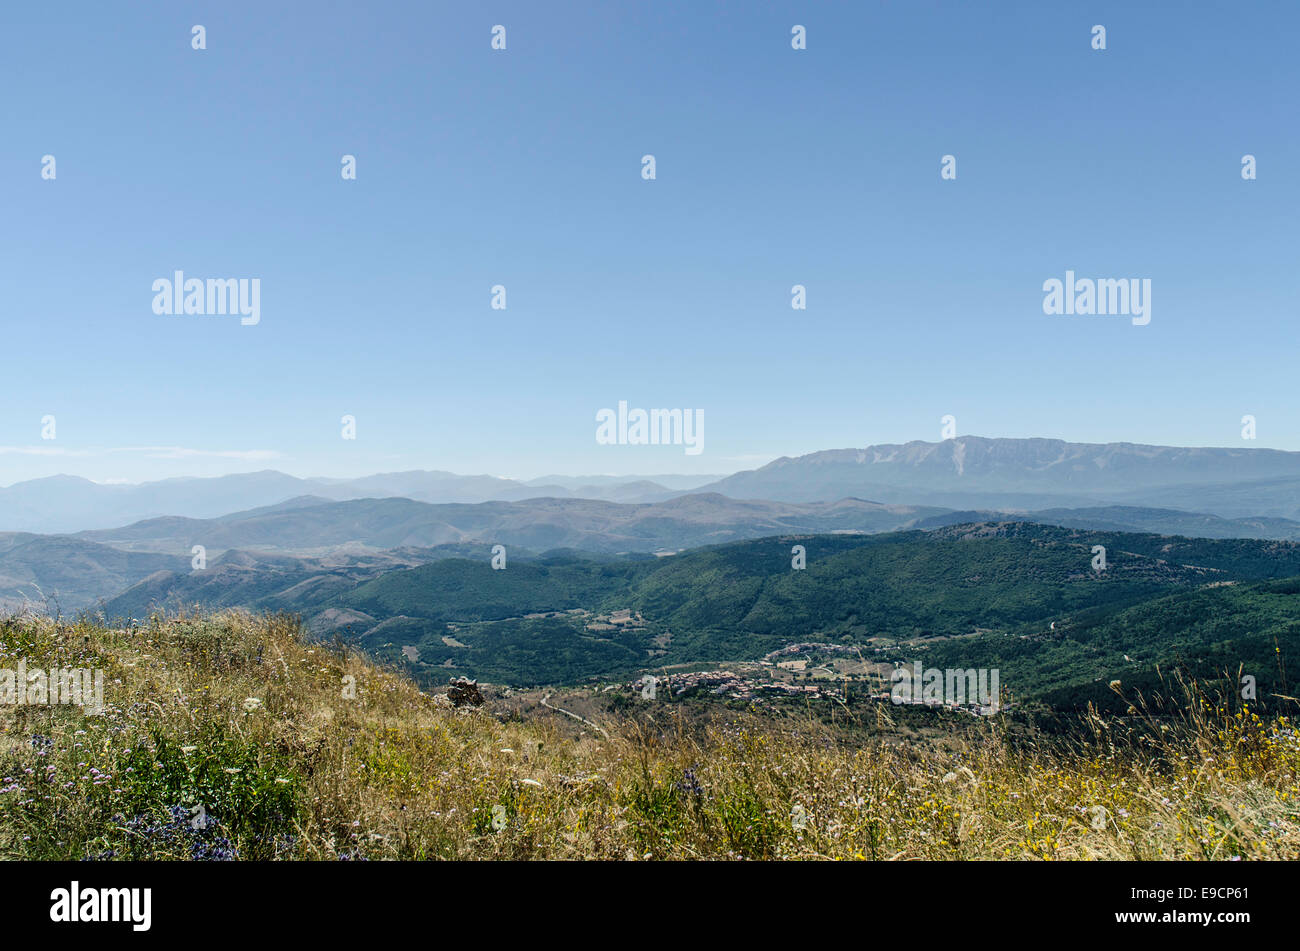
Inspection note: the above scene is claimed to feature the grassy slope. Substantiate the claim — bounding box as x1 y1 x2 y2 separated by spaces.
1 611 1297 860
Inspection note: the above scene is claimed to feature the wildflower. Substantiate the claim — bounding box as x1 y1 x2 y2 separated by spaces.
242 697 262 712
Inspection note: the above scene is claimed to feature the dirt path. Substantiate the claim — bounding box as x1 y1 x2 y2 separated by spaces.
540 694 610 739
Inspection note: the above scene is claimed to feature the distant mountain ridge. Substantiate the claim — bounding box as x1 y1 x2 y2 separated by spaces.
695 437 1300 517
0 469 691 533
9 436 1300 536
3 492 1283 614
75 494 946 556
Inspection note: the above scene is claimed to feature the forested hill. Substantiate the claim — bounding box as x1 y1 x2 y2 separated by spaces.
104 521 1300 699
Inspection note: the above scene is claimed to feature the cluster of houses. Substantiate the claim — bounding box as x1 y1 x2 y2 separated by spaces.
621 660 1007 716
623 668 864 703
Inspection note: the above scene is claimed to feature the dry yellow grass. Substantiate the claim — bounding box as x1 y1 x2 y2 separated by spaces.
0 610 1296 860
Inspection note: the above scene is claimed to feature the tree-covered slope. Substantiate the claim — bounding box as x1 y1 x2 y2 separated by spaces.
311 523 1300 692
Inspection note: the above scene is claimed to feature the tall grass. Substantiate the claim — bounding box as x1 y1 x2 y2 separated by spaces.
0 610 1295 860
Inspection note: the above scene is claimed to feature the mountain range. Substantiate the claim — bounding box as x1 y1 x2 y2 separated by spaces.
10 436 1300 615
8 437 1300 537
693 437 1300 516
0 470 721 534
73 494 944 556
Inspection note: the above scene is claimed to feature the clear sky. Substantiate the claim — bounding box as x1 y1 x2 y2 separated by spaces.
1 1 1295 485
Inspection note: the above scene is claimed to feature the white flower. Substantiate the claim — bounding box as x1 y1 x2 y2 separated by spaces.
242 697 263 712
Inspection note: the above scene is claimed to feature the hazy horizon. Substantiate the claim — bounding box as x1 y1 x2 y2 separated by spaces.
0 466 735 490
7 430 1300 490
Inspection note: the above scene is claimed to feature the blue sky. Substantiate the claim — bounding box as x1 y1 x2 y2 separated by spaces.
1 1 1295 484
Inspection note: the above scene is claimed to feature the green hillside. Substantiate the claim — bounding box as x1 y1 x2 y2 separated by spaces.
304 523 1300 697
